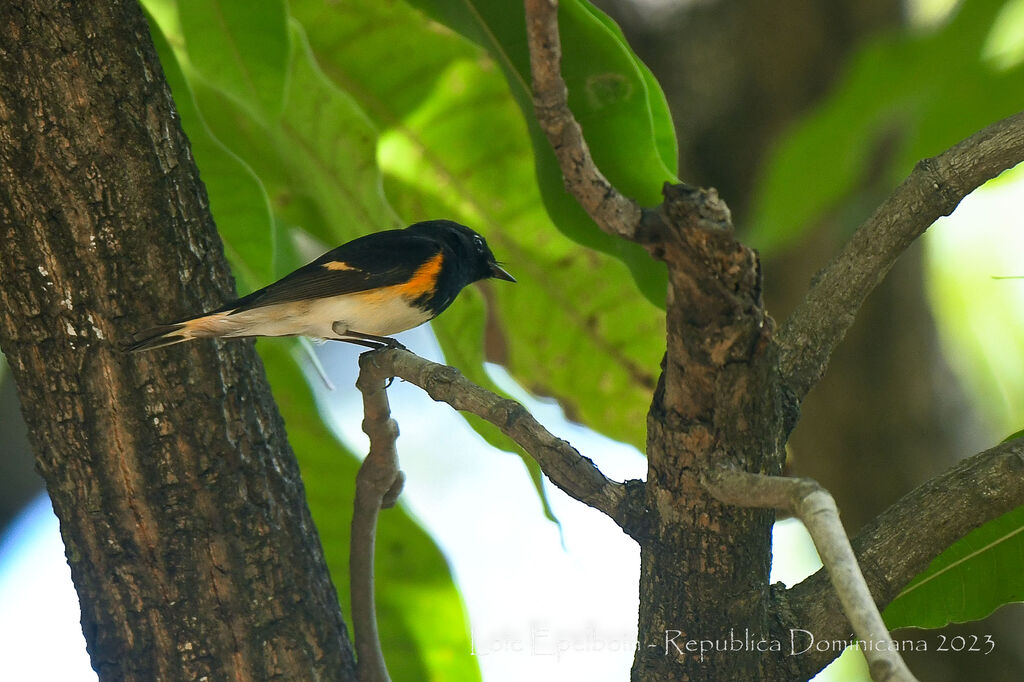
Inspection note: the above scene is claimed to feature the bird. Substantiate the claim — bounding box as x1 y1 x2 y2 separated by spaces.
123 220 515 353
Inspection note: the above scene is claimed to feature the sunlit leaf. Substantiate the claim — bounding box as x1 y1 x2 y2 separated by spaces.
178 0 289 119
293 0 662 452
186 21 397 263
406 0 674 306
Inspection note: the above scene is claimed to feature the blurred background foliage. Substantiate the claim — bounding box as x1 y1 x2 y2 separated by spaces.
2 0 1024 678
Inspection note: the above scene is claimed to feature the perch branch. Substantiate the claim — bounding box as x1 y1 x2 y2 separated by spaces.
350 353 407 682
362 348 641 532
777 111 1024 407
524 0 643 241
777 437 1024 679
703 468 918 682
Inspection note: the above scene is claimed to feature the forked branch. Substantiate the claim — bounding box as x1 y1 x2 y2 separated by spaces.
778 111 1024 408
779 437 1024 679
358 348 640 530
349 354 406 682
349 348 641 677
703 468 918 682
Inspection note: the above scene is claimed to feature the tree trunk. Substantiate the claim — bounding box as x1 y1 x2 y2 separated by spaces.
0 2 355 680
632 187 783 680
604 1 1022 679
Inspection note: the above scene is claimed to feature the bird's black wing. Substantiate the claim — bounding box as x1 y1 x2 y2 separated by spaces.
222 230 443 313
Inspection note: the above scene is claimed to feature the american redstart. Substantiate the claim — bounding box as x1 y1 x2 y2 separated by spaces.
124 220 514 352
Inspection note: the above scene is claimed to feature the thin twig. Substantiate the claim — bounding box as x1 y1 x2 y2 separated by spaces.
703 468 918 682
364 348 640 531
523 0 643 241
350 353 406 682
778 437 1024 679
778 111 1024 408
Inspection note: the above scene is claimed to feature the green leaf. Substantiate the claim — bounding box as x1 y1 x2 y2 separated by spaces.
146 5 276 288
748 0 1024 253
1003 429 1024 442
883 504 1024 629
290 0 478 121
576 0 678 172
292 0 663 451
187 20 398 261
178 0 289 119
382 62 661 450
406 0 675 306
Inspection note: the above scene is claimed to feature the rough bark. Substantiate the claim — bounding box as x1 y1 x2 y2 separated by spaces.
631 186 784 680
0 2 355 680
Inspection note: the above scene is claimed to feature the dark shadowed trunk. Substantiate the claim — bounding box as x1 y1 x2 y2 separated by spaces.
0 2 355 679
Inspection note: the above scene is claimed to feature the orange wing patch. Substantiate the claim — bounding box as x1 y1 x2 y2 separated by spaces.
323 260 360 272
395 252 444 298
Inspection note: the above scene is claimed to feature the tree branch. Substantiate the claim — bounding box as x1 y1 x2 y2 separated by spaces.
360 348 642 533
704 469 918 682
777 111 1024 407
350 354 406 682
524 0 643 241
778 438 1024 679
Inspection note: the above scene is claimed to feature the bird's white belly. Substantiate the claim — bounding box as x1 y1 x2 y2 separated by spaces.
220 293 433 339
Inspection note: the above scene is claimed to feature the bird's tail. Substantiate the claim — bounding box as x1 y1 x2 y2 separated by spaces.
121 322 190 352
122 311 234 353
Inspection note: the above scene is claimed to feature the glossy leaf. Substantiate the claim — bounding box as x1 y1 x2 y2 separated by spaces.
406 0 675 306
292 0 662 452
178 0 289 119
187 21 397 262
883 504 1024 629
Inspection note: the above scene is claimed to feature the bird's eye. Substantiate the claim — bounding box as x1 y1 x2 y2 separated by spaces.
473 235 485 251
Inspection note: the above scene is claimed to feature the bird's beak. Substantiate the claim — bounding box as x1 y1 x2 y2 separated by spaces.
489 263 516 282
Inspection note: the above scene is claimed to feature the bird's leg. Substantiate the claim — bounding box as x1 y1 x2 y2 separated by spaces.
333 337 389 350
331 325 403 387
333 325 408 352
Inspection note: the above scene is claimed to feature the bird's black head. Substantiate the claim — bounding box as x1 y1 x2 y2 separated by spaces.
406 220 515 284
